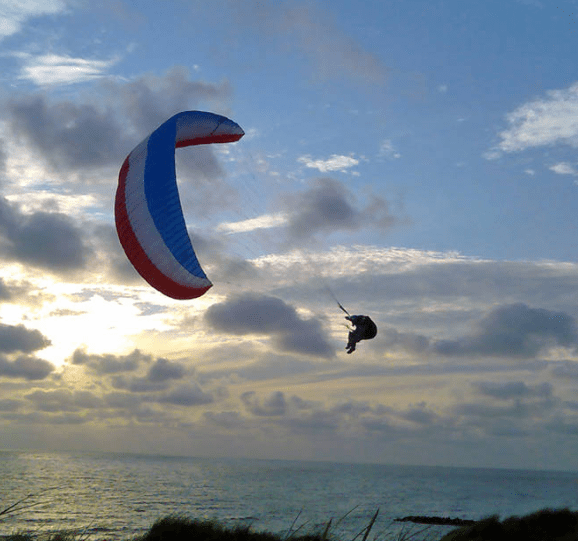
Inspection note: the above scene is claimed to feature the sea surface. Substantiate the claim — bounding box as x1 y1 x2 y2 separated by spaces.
1 451 578 541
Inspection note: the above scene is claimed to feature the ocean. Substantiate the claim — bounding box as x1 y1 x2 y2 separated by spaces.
1 450 577 541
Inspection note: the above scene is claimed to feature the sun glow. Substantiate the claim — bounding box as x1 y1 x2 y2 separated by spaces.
10 279 181 367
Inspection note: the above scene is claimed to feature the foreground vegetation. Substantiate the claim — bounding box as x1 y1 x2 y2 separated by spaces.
439 508 578 541
2 507 578 541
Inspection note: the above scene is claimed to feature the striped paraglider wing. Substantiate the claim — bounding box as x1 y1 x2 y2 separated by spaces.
115 111 244 299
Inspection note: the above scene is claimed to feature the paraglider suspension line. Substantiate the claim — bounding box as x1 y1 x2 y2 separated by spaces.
325 286 351 317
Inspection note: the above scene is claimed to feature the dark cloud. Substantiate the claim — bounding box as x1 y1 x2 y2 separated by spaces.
0 138 6 185
25 389 103 412
7 94 125 170
432 303 578 358
204 293 335 358
0 323 50 353
109 66 233 136
341 260 578 315
157 383 213 406
241 390 286 416
178 147 225 185
399 402 438 425
0 197 89 272
110 375 169 393
0 354 54 380
102 356 187 392
93 224 143 286
237 391 443 439
280 177 398 243
201 355 318 382
187 232 262 285
551 361 578 379
381 327 430 353
474 381 553 400
0 277 10 301
0 398 21 412
545 418 578 437
147 358 186 382
453 384 559 439
71 348 151 374
203 410 245 429
5 67 232 174
104 391 143 411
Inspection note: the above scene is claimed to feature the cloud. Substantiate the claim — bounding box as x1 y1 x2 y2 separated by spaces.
0 138 6 184
0 398 21 412
71 348 152 374
110 375 169 393
241 390 286 416
474 381 553 400
228 1 387 85
5 67 233 173
0 197 89 272
204 292 334 358
452 379 561 440
6 94 126 170
237 391 442 437
549 162 578 176
488 82 578 156
106 65 233 136
399 402 438 426
157 383 213 406
16 53 118 86
0 323 50 353
146 358 186 382
216 213 288 234
201 355 318 382
72 350 190 395
280 177 399 242
0 0 66 40
25 389 103 412
432 303 578 358
551 361 578 380
0 278 11 301
379 327 431 353
378 140 401 160
0 354 54 380
298 154 359 173
278 4 388 84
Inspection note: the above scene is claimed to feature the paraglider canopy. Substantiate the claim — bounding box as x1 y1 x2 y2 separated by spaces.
115 111 244 300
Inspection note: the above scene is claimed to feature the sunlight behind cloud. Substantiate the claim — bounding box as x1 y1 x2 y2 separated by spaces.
25 284 178 367
36 295 144 366
6 191 100 218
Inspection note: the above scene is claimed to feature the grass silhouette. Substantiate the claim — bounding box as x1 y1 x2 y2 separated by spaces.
440 508 578 541
2 503 578 541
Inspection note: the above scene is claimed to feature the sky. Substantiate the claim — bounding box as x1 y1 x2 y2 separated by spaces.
1 0 578 471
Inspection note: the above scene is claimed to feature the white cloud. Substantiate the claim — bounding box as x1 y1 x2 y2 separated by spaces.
549 162 578 176
489 82 578 157
216 212 288 234
298 153 359 173
0 0 66 39
378 139 401 160
16 53 118 86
